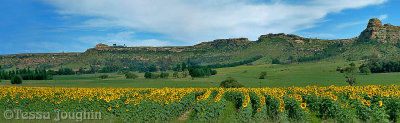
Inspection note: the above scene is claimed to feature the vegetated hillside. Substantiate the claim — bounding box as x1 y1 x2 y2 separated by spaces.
1 18 399 70
0 53 81 69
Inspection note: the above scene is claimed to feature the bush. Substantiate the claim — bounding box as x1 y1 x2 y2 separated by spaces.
144 72 152 79
160 72 169 79
151 73 160 79
11 75 22 84
211 70 217 75
219 77 243 88
272 58 281 64
125 72 138 79
259 72 267 79
359 67 371 75
99 74 109 79
336 66 344 73
189 68 211 78
56 68 75 75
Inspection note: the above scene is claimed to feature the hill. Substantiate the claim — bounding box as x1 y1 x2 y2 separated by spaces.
1 18 399 70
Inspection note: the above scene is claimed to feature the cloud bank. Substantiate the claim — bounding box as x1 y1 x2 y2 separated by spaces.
42 0 387 45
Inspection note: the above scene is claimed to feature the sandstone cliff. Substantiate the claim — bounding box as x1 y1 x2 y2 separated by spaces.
359 18 400 43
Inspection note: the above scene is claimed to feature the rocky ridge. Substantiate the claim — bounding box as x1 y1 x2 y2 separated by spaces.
359 18 400 43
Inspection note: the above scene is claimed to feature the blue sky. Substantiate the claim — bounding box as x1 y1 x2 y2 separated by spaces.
0 0 398 54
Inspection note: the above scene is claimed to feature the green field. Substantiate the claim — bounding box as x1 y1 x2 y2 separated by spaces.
2 60 400 88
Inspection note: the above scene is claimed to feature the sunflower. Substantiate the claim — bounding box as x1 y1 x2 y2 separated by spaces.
366 101 371 106
108 107 112 111
362 100 371 106
243 102 248 107
367 93 372 97
257 108 261 112
331 95 338 101
279 106 284 112
124 100 130 105
379 101 383 107
300 103 307 109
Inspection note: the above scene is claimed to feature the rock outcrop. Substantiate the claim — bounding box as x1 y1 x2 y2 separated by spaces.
94 43 109 48
194 38 252 48
359 18 400 43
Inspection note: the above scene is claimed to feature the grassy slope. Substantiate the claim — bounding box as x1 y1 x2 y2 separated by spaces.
2 60 400 88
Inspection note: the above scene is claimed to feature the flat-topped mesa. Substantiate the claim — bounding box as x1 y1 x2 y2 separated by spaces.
94 43 110 48
194 38 252 48
359 18 400 43
258 33 305 40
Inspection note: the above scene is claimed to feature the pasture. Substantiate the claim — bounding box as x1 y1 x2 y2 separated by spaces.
2 61 400 88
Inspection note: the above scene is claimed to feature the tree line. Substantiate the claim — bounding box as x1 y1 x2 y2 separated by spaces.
206 56 262 68
173 62 217 78
360 59 400 73
0 67 52 80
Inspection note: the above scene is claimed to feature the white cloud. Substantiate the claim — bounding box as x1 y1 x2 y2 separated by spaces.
77 31 173 47
335 14 389 29
42 0 387 45
297 32 336 39
379 14 388 20
335 21 366 30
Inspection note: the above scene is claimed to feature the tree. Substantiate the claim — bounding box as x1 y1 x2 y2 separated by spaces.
160 72 169 79
211 70 217 75
148 65 158 72
259 72 267 79
144 72 152 79
125 72 138 79
57 68 75 75
344 63 358 86
359 67 371 75
151 73 160 79
219 77 244 88
173 72 179 78
182 69 189 78
189 67 212 78
272 58 281 64
99 74 109 79
77 67 85 75
11 75 22 84
47 70 57 76
336 66 344 73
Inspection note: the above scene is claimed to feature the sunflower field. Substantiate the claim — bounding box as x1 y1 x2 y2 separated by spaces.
1 85 400 122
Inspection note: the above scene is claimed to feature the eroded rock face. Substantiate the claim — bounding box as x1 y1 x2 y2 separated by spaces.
94 43 109 48
259 33 304 40
194 38 252 48
359 18 400 43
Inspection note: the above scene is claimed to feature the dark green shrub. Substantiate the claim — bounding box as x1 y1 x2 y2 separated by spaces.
99 74 109 79
211 70 217 75
160 72 169 78
144 72 152 79
359 67 371 75
56 68 75 75
272 58 281 64
125 72 138 79
219 77 243 88
11 75 22 84
189 68 211 78
151 73 160 79
259 72 267 79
